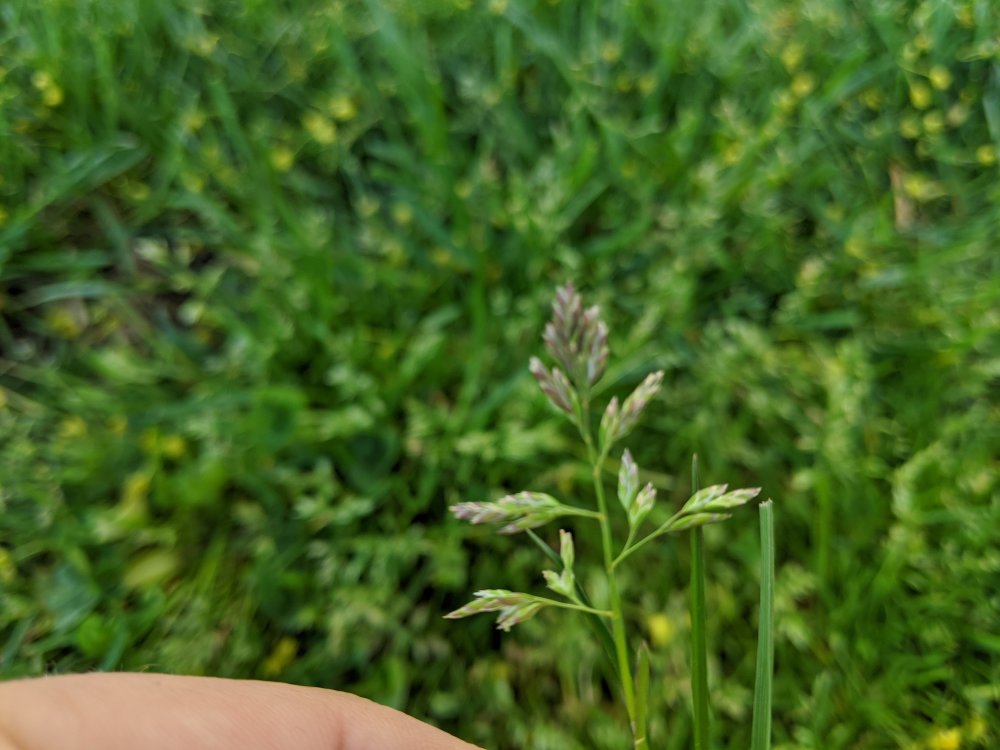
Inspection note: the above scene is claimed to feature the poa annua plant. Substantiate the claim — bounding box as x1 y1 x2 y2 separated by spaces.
447 284 776 750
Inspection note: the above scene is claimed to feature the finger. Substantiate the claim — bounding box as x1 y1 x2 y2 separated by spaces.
0 673 483 750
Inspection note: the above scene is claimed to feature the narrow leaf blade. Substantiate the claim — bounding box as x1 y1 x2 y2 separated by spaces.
750 500 775 750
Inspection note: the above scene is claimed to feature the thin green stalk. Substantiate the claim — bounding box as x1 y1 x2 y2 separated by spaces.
690 455 710 750
528 595 613 617
591 458 637 724
581 407 636 728
634 641 651 750
750 500 775 750
613 510 685 568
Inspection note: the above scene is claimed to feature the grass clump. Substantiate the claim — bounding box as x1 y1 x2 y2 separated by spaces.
0 1 997 748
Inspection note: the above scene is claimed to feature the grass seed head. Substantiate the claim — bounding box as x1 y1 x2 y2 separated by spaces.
616 371 665 440
544 283 610 387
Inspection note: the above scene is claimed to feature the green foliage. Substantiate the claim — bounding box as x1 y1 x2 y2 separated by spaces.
0 0 997 748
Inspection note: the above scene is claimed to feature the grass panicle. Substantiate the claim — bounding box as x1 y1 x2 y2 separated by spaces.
448 287 771 747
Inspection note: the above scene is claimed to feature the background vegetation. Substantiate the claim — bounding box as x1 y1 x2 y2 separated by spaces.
1 1 997 748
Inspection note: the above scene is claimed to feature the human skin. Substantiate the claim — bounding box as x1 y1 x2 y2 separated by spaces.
0 673 483 750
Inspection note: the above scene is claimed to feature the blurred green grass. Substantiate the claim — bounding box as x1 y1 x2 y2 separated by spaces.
0 0 998 748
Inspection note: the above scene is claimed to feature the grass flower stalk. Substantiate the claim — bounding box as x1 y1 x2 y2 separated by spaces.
689 455 710 750
750 500 775 750
445 283 771 748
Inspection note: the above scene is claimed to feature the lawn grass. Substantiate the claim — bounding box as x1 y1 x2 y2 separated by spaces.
1 1 998 748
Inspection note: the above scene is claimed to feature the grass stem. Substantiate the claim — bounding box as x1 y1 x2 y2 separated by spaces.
690 455 710 750
750 500 775 750
582 403 636 731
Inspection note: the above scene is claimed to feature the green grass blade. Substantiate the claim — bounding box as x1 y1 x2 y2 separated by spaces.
690 455 710 750
634 640 651 749
750 500 775 750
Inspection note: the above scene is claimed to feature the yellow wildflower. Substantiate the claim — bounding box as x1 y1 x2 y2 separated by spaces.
59 416 88 439
791 72 816 98
327 94 357 121
976 145 997 166
270 146 295 172
646 613 675 647
910 83 933 110
929 66 952 90
927 727 961 750
392 203 413 225
161 435 187 460
861 88 883 110
781 42 804 72
899 116 921 140
923 111 944 135
263 637 298 676
303 112 337 145
946 103 968 127
600 42 622 64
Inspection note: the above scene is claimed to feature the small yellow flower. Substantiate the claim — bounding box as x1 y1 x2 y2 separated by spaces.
391 202 413 226
638 72 657 95
965 715 986 742
42 85 64 107
946 103 969 127
899 115 921 140
326 94 357 121
123 180 151 202
31 70 53 89
975 144 997 166
781 42 804 72
722 142 743 165
303 112 337 145
910 83 933 110
488 0 508 14
0 547 15 584
121 470 152 509
861 88 883 110
615 73 634 93
32 70 64 107
161 434 187 460
775 89 796 114
646 613 675 647
192 34 219 57
929 66 952 91
181 171 205 192
927 727 961 750
956 7 974 28
902 173 944 201
181 109 206 133
270 146 295 172
913 33 931 52
430 247 453 268
263 637 298 676
59 416 88 439
600 41 622 64
791 72 816 98
48 307 83 338
923 111 944 135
